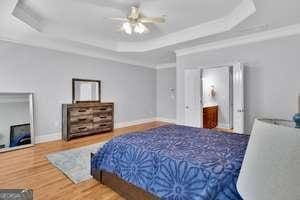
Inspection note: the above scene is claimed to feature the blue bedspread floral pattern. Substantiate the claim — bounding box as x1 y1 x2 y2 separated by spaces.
92 125 249 200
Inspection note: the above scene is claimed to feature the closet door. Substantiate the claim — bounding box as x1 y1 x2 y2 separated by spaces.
184 69 202 128
233 63 245 133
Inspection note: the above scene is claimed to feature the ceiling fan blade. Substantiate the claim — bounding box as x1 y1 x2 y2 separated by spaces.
108 17 128 21
139 17 165 23
128 6 140 19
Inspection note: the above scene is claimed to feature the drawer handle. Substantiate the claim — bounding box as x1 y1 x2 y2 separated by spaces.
100 116 107 119
99 108 107 111
100 124 107 127
78 127 87 130
78 109 87 112
78 118 87 121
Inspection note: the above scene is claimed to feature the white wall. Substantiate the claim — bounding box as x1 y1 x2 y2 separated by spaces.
156 67 176 121
202 67 230 128
0 41 157 140
0 101 30 147
177 34 300 133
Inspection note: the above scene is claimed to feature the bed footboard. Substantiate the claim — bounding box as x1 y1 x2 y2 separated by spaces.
90 153 159 200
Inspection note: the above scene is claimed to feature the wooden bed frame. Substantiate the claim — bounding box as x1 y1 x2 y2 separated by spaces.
91 153 159 200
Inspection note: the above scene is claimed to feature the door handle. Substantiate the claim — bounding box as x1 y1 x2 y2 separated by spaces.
185 106 189 109
237 109 245 112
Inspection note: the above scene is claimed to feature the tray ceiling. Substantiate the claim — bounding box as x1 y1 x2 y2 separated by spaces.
2 0 300 67
5 0 255 53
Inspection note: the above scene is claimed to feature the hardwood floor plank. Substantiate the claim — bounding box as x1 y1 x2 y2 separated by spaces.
0 121 168 200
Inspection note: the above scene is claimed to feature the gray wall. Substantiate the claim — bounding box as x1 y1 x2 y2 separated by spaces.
156 68 176 120
177 35 300 133
0 41 157 138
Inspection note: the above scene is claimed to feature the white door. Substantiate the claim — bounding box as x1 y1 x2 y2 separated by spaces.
233 63 245 133
184 69 202 128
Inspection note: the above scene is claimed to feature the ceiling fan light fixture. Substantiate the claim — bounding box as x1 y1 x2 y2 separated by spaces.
134 23 146 34
111 6 165 35
122 22 132 35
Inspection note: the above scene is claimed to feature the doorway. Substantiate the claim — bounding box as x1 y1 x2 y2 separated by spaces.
184 63 245 134
202 66 233 132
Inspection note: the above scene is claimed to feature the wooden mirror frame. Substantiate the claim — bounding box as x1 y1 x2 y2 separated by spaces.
72 78 101 103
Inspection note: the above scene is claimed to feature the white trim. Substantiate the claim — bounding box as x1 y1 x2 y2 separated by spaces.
175 23 300 56
115 118 157 129
156 63 176 69
217 123 231 129
35 132 61 144
35 117 179 144
156 117 177 124
35 118 157 143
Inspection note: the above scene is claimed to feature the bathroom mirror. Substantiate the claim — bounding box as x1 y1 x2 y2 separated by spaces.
72 79 101 103
0 93 34 152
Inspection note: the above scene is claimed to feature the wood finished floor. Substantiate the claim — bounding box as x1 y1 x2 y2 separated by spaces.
0 121 169 200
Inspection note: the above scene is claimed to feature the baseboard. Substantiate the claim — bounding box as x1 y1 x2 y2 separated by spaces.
155 117 177 124
35 117 178 144
217 123 232 129
114 118 157 128
35 133 62 144
35 118 156 144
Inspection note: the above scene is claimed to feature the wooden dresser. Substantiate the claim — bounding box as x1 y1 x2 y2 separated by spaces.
203 105 218 129
62 102 114 141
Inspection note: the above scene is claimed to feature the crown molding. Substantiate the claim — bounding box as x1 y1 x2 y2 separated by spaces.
175 23 300 56
12 0 256 53
0 35 156 68
156 63 176 69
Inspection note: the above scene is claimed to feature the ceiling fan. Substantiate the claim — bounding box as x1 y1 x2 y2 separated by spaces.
109 6 165 35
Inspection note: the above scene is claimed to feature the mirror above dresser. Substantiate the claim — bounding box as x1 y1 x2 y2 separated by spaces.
63 78 114 141
72 78 101 103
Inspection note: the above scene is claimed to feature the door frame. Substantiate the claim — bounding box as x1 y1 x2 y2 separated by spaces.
190 61 245 133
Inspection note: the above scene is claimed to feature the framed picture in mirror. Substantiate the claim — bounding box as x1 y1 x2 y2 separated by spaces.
10 123 31 147
72 78 101 103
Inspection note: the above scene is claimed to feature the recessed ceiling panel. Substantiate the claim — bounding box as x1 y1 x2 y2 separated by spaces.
13 0 247 43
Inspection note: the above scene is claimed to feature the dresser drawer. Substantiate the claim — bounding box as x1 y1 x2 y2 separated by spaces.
62 103 114 141
94 113 113 123
93 106 113 114
70 123 93 134
69 108 93 117
70 115 93 124
93 122 113 130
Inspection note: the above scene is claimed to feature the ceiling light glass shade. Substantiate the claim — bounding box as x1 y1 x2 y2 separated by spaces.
122 22 132 34
134 23 146 34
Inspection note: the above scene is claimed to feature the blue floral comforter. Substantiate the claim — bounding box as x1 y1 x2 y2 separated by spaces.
91 125 249 200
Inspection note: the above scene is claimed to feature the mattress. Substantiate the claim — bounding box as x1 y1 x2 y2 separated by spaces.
91 125 249 200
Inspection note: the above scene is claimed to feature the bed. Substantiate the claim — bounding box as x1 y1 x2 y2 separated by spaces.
91 125 249 200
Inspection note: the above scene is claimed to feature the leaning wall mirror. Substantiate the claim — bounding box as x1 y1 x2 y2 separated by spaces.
0 93 34 152
72 79 101 103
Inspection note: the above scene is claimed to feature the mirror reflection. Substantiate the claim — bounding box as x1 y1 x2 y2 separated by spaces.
0 93 34 152
73 79 101 103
